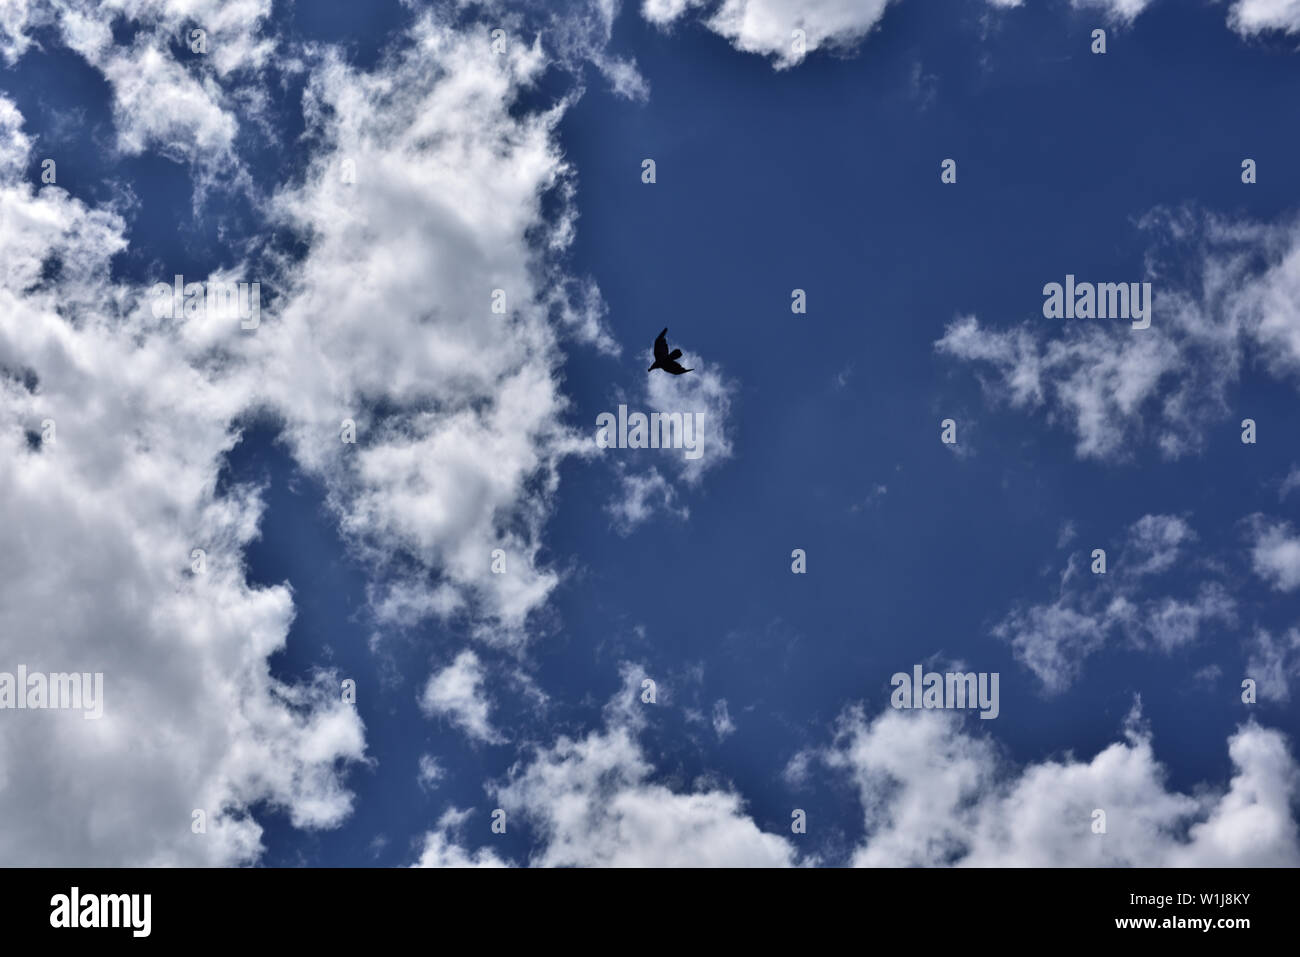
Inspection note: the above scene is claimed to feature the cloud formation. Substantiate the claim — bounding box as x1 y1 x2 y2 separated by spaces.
0 7 614 863
491 667 799 866
991 515 1236 692
819 705 1300 867
643 0 896 69
1248 517 1300 592
0 94 368 865
420 650 506 745
937 214 1300 462
1229 0 1300 36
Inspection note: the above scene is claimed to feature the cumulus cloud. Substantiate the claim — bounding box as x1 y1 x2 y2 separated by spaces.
937 213 1300 462
234 13 622 648
1126 514 1196 576
1070 0 1153 25
644 0 896 69
0 4 624 863
1246 628 1300 703
821 705 1300 866
437 668 1300 866
0 95 368 865
492 667 798 866
639 0 1170 71
936 313 1185 462
642 0 707 23
629 0 1300 74
1280 465 1300 500
599 334 737 531
495 724 797 866
412 807 510 868
0 0 39 62
991 515 1234 692
712 698 736 739
95 41 240 162
417 754 446 791
1229 0 1300 36
489 689 1300 866
644 348 736 485
1248 517 1300 592
1142 589 1237 653
0 0 277 175
605 464 688 534
420 650 506 745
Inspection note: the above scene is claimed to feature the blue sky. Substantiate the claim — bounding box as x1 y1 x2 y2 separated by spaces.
2 0 1299 867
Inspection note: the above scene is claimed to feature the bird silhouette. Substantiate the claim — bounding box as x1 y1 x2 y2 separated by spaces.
648 328 693 374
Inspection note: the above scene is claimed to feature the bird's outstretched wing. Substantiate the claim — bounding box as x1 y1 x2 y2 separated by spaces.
653 328 670 363
663 359 693 374
667 348 682 361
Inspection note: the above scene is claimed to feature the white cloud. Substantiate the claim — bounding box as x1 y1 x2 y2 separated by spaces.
644 348 736 485
0 6 620 863
420 650 506 745
1246 628 1300 703
712 698 736 739
996 598 1113 694
822 705 1300 866
12 0 278 174
605 465 688 534
412 808 510 868
1194 663 1223 686
1070 0 1154 24
640 0 1171 71
417 754 446 791
644 0 896 69
489 687 1300 866
0 95 368 865
599 336 738 533
642 0 707 24
496 724 797 866
1229 0 1300 36
96 41 240 161
935 314 1185 462
0 0 40 63
493 668 798 866
1126 514 1195 576
1248 517 1300 592
1143 587 1237 653
552 0 650 100
1280 465 1300 500
251 17 609 646
992 515 1234 692
937 215 1300 462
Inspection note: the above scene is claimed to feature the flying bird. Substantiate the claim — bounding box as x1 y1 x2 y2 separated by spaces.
648 328 693 374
